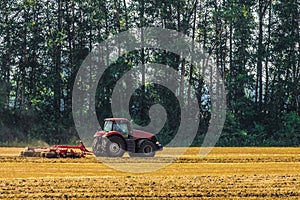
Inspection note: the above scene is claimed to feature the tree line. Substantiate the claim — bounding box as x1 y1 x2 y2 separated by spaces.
0 0 299 146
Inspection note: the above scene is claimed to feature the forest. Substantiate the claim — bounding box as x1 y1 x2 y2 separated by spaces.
0 0 299 146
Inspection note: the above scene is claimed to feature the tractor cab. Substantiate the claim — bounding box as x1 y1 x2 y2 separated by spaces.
103 118 132 138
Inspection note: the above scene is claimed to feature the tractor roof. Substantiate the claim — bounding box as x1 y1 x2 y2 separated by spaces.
105 118 129 121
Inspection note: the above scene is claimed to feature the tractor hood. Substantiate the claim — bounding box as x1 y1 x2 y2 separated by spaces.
94 129 155 140
132 129 154 140
94 131 121 138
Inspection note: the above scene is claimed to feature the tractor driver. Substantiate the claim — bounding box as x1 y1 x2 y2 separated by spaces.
113 122 128 137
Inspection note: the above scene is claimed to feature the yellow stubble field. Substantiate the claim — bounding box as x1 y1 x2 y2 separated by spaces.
0 147 300 199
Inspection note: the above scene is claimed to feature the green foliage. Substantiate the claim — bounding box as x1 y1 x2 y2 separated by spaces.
274 112 300 146
0 0 299 147
217 112 248 146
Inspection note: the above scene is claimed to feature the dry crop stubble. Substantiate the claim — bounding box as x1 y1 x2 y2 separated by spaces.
0 147 300 199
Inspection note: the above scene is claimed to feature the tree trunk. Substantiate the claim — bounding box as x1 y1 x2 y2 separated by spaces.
123 0 129 30
256 0 264 110
54 0 62 113
187 0 197 105
140 0 146 120
20 8 28 107
264 3 272 113
228 22 233 110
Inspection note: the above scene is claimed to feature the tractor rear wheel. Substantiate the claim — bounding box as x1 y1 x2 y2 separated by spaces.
105 136 125 157
137 140 156 157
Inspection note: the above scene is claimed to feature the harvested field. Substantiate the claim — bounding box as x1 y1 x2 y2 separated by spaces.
0 147 299 199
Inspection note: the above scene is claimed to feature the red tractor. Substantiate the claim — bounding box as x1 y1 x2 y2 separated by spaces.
92 118 163 157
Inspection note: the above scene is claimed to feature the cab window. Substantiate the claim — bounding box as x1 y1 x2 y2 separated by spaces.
104 121 113 132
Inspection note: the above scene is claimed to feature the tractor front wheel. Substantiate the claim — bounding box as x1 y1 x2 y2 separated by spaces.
105 136 125 157
92 137 106 157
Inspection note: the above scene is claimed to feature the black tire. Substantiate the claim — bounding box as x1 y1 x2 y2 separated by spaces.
41 152 47 157
58 153 66 158
22 151 35 157
92 137 106 157
138 140 156 157
105 136 125 157
45 152 57 158
22 151 41 157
